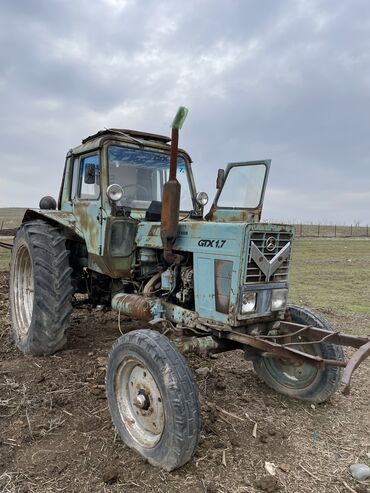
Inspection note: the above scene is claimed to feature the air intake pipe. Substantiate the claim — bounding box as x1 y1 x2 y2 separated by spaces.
160 106 188 264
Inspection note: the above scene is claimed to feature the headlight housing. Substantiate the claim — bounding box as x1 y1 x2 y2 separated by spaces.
196 191 209 206
241 291 257 313
107 184 124 202
271 288 288 311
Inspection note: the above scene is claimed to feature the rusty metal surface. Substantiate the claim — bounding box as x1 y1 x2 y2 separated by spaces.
82 128 172 145
341 339 370 395
161 181 181 264
161 127 181 264
72 201 100 253
222 323 370 394
112 293 154 321
206 204 262 222
224 330 347 369
279 321 369 349
22 209 83 238
112 293 199 327
172 336 223 356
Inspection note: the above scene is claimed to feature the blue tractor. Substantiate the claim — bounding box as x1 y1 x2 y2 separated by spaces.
9 108 370 470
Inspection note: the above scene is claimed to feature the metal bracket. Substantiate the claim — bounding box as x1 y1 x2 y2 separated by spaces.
223 322 370 395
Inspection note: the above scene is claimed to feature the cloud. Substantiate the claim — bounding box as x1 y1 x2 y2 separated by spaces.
0 0 370 223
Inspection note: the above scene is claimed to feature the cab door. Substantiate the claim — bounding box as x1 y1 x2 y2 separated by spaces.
71 152 104 255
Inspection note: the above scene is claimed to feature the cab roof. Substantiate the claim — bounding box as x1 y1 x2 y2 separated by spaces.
81 128 171 144
69 128 192 162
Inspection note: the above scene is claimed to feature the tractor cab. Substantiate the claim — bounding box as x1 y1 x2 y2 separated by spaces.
59 128 200 219
51 127 206 276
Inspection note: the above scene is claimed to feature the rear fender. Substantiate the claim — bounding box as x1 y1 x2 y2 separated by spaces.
22 209 84 241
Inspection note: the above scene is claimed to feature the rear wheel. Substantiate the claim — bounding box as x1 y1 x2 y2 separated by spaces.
106 329 201 471
253 305 345 403
9 220 73 355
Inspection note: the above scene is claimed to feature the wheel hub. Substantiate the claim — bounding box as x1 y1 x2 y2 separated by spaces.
264 338 320 389
13 242 34 338
115 359 164 448
134 391 150 410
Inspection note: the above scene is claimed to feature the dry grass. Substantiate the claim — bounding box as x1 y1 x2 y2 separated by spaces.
289 238 370 322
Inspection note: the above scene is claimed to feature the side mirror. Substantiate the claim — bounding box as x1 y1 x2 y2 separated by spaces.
84 163 96 184
216 169 225 189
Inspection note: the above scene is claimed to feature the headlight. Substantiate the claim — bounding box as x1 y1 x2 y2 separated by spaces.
107 184 124 202
196 191 209 206
241 292 256 313
271 288 288 311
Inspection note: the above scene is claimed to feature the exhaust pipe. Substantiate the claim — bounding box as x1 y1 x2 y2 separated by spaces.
161 106 188 264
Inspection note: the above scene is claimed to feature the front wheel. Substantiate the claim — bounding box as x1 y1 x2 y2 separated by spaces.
253 305 345 403
106 329 201 471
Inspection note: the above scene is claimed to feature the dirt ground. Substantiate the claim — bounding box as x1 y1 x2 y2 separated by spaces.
0 271 369 493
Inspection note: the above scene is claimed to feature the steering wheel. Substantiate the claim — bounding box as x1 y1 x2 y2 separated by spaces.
122 184 147 193
121 184 148 200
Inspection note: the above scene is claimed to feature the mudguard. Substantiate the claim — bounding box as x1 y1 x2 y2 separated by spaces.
22 209 83 239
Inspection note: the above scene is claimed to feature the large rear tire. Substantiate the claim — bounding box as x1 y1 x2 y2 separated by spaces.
9 220 73 356
253 305 345 403
106 329 202 471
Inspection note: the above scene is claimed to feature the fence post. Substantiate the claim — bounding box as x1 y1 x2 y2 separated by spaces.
334 224 336 237
318 224 320 237
300 224 302 237
350 224 353 237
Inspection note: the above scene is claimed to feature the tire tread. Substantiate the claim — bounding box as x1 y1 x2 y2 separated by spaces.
106 329 201 471
10 220 73 355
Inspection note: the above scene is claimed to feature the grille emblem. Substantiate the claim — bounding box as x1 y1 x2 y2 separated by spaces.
265 236 277 252
250 241 291 281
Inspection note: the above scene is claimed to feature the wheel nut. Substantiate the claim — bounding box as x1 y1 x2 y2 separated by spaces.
134 393 147 409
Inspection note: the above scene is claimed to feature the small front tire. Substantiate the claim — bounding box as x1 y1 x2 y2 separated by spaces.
253 305 345 403
106 329 201 471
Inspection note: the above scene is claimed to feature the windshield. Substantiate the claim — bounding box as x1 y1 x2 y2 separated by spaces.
108 145 193 210
217 163 267 208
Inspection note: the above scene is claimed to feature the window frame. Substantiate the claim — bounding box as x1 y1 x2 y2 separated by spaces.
212 160 271 211
73 152 101 201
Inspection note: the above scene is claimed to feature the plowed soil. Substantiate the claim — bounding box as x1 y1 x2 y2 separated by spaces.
0 271 369 493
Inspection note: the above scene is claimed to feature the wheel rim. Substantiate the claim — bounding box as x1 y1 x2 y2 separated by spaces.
115 358 164 448
13 243 34 337
263 338 321 390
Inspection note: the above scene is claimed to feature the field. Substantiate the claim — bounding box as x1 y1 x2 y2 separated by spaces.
290 239 370 320
0 208 25 233
0 238 369 493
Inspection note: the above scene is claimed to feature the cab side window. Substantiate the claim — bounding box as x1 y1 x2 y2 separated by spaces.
79 154 100 199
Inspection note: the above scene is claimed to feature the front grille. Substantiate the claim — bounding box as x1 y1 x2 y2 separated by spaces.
246 231 291 283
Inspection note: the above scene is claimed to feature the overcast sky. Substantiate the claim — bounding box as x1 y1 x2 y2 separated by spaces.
1 0 370 224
